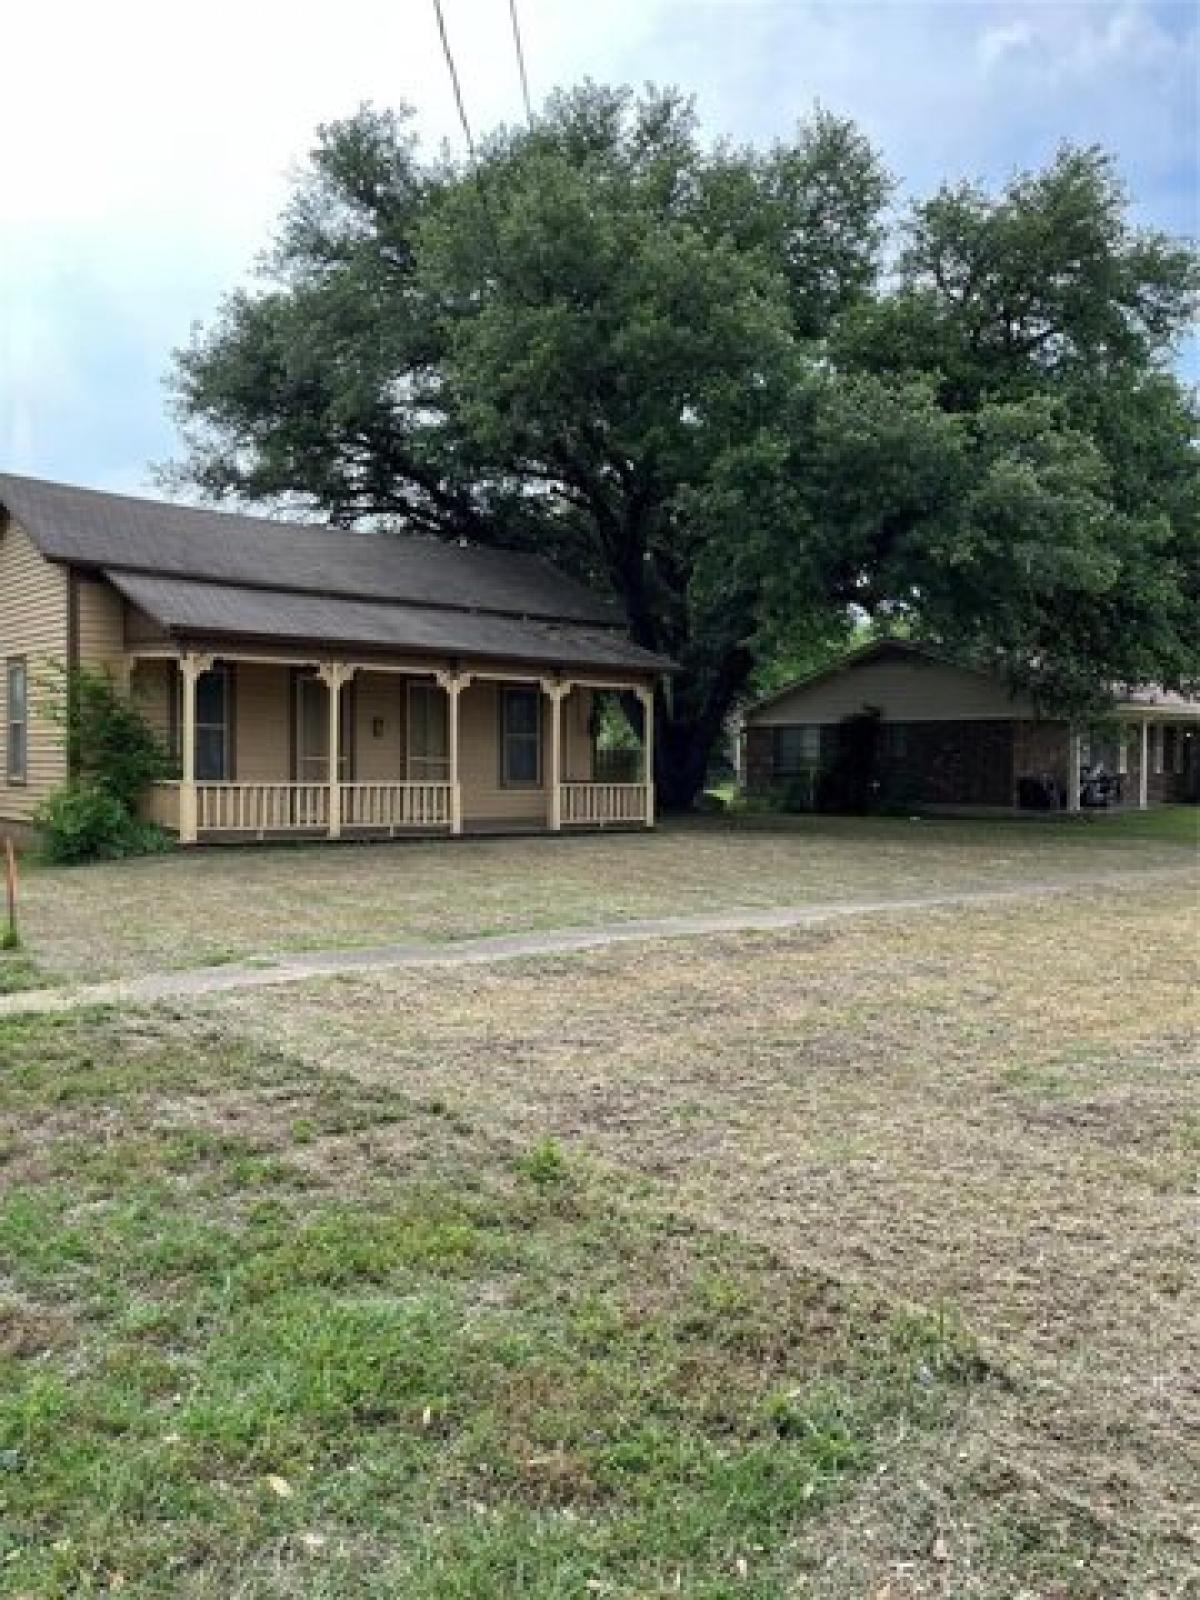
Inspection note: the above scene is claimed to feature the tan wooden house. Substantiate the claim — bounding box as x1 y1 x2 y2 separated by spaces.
0 473 672 844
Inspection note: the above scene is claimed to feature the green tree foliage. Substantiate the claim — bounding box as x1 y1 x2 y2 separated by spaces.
169 91 1199 806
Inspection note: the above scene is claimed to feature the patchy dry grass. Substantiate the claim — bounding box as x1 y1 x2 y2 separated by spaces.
13 811 1197 984
0 1010 975 1598
223 879 1200 1596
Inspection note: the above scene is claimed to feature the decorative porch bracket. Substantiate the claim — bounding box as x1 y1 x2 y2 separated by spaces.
317 663 357 839
178 650 215 846
435 670 473 835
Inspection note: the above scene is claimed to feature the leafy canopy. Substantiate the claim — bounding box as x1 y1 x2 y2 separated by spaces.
169 87 1199 804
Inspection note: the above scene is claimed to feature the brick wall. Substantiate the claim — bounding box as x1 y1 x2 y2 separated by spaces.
745 715 1197 809
882 720 1015 806
746 719 1015 806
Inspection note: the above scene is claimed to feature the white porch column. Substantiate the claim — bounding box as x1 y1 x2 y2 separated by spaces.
637 684 656 829
541 680 571 832
317 664 354 839
178 651 213 845
1066 727 1082 813
1139 720 1150 809
435 671 472 835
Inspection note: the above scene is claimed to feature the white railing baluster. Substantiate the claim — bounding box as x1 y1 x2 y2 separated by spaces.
188 781 456 837
558 782 648 827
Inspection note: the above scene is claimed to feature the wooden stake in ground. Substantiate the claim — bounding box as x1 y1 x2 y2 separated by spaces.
2 836 18 949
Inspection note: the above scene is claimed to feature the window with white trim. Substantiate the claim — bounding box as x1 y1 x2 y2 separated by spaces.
1153 725 1165 775
501 686 541 785
407 683 448 779
5 659 27 784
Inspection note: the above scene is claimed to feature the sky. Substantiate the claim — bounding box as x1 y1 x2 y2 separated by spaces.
1 0 1195 495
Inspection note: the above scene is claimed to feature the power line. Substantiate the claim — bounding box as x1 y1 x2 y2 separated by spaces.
508 0 533 126
432 0 476 162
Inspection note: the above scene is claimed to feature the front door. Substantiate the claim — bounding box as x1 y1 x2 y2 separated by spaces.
295 674 353 781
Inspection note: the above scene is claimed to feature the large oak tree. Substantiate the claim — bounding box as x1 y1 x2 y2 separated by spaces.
169 87 1199 806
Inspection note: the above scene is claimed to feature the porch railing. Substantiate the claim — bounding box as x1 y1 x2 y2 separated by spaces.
197 782 329 833
341 782 452 830
560 782 649 826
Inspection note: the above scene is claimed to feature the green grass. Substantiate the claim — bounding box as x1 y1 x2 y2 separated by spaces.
0 948 45 995
0 1010 980 1598
1074 802 1200 845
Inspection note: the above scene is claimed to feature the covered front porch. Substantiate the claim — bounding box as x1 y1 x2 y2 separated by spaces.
133 648 656 844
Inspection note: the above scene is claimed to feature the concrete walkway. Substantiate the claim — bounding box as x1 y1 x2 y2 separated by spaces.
0 865 1186 1018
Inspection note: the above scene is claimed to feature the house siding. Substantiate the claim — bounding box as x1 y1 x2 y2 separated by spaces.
75 573 127 678
355 672 407 781
459 679 547 824
130 659 176 751
752 650 1035 726
0 519 69 821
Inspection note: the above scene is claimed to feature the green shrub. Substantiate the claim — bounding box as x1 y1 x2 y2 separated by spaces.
34 783 172 865
34 668 174 864
46 665 174 811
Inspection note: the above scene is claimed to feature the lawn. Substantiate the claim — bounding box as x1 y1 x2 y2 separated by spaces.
222 878 1199 1597
0 1008 976 1598
0 821 1196 1594
5 809 1196 987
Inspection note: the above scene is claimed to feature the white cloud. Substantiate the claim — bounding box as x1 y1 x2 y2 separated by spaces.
978 20 1035 70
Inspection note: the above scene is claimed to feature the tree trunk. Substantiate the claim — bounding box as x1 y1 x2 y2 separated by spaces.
655 692 739 811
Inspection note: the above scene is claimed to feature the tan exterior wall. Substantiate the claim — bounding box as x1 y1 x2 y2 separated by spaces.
233 664 291 782
458 679 546 824
356 673 408 780
130 659 176 750
75 575 127 678
563 687 595 782
751 651 1035 727
0 519 69 821
125 666 597 806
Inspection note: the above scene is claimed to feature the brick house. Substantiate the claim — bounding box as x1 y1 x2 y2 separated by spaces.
741 641 1199 813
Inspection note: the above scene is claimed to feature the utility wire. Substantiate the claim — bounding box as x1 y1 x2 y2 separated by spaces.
432 0 476 162
508 0 533 125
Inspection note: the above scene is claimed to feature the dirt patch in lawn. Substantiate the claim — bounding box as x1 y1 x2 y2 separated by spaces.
221 880 1200 1596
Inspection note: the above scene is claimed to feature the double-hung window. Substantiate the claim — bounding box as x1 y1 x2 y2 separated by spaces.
501 686 541 786
773 724 820 774
195 667 230 781
407 683 449 779
5 659 27 783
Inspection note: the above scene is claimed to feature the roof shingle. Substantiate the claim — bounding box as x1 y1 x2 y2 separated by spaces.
109 571 670 674
0 471 618 626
